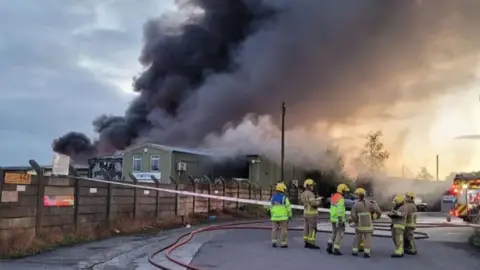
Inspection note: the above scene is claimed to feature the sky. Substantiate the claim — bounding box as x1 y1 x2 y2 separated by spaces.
1 0 480 178
0 0 176 166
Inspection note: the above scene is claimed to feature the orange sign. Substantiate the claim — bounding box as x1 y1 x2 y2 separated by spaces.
4 172 31 184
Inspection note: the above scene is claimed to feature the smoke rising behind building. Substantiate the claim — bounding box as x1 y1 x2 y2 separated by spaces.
53 0 480 171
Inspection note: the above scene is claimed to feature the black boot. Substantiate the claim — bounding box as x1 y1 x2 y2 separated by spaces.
391 253 403 258
281 244 288 248
326 243 333 254
351 252 358 256
405 250 417 255
272 243 277 248
363 253 371 258
333 249 343 256
309 244 321 250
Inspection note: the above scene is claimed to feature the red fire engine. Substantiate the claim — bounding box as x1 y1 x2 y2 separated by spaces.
448 173 480 222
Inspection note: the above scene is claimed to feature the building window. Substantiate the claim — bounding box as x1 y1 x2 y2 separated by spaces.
133 155 142 172
150 155 160 171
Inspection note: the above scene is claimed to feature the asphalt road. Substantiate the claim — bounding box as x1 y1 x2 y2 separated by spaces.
0 213 478 269
191 217 480 270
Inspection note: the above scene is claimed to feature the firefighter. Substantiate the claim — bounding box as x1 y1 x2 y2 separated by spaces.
404 192 418 255
350 188 382 258
300 179 321 249
270 182 292 248
388 194 407 258
327 183 350 255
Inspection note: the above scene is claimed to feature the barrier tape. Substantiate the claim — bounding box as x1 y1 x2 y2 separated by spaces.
72 176 480 228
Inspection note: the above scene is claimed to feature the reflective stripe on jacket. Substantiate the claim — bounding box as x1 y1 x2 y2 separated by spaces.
300 190 318 216
390 204 407 230
405 202 417 228
330 193 345 222
270 192 292 221
351 200 380 232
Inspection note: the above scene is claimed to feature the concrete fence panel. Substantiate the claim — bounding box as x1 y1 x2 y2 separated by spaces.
0 166 274 247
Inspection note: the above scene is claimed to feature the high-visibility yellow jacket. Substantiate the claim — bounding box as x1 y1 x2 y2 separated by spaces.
270 192 292 221
330 192 346 223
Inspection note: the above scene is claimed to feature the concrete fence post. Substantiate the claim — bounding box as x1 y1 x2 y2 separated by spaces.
101 169 113 228
69 165 81 232
169 177 178 216
29 159 44 236
236 180 240 210
188 175 196 215
203 175 212 213
151 175 161 220
218 177 226 211
129 173 139 219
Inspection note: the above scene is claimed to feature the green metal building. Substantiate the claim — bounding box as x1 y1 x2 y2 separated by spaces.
119 143 215 184
89 143 304 187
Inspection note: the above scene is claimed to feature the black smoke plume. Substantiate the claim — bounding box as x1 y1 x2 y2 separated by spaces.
53 0 480 165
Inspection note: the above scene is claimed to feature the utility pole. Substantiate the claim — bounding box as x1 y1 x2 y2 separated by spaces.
436 154 439 180
281 102 286 183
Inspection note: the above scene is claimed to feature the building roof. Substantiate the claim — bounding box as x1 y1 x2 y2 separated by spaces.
122 143 217 157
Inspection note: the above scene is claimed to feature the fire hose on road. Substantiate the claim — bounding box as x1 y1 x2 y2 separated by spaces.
54 175 477 270
148 218 468 270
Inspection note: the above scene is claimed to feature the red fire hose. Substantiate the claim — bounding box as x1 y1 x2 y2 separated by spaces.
148 218 441 270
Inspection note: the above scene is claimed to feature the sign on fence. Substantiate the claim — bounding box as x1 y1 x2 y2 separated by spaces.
43 196 74 206
1 191 18 202
4 172 31 184
52 153 70 176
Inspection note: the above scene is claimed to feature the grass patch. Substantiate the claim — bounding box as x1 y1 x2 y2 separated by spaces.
0 209 265 259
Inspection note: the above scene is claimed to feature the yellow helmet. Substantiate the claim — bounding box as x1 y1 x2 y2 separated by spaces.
405 192 415 199
354 188 366 196
276 183 287 192
304 179 315 188
337 183 350 193
393 194 405 204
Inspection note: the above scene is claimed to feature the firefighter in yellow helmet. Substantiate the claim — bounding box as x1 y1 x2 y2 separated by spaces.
350 188 382 258
327 183 349 255
300 179 321 249
388 194 407 258
270 183 292 248
404 192 418 255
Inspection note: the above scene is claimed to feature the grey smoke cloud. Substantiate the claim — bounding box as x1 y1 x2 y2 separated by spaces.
53 0 480 166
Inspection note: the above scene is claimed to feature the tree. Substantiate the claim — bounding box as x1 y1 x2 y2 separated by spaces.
359 130 390 172
416 167 434 180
